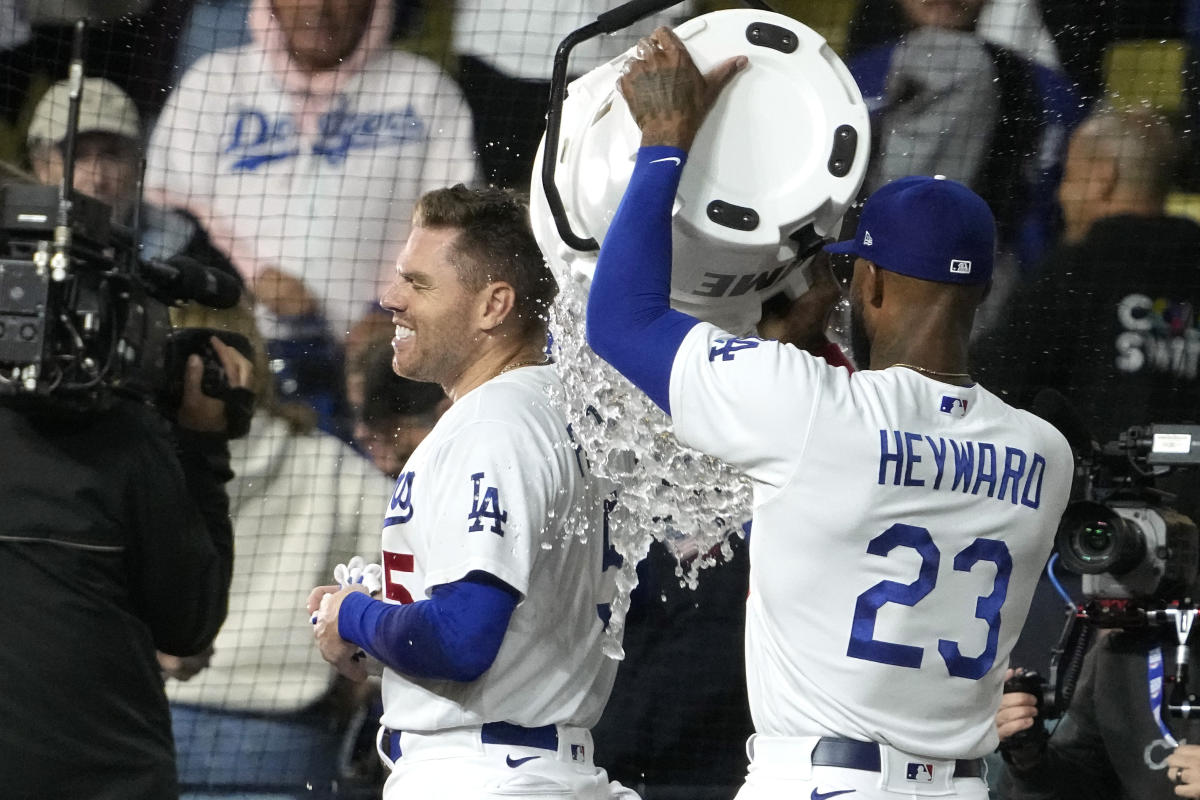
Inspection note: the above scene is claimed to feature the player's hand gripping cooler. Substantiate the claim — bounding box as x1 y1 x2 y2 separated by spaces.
531 7 869 336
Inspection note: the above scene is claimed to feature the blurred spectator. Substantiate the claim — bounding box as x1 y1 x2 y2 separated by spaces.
164 296 394 799
354 340 447 479
27 76 140 219
25 76 239 273
847 0 1062 71
344 314 396 412
451 0 690 189
144 0 478 430
168 0 423 81
846 0 1085 284
973 103 1198 445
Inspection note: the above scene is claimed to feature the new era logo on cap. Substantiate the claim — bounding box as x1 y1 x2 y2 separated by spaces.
822 176 994 286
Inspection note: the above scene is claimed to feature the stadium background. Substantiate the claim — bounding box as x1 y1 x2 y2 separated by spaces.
2 1 1199 799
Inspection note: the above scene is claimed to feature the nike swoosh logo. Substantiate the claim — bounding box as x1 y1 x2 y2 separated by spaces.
649 156 682 166
811 790 856 800
506 755 540 768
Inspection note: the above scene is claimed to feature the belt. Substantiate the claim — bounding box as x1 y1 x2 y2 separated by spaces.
385 721 559 761
811 738 983 779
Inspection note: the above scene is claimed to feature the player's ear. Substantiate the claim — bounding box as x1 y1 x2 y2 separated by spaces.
864 261 884 308
478 281 516 331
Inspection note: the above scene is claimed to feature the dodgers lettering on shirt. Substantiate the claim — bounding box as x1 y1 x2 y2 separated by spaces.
225 96 428 172
877 429 1048 509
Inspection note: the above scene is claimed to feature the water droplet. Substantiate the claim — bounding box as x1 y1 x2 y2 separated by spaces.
546 277 752 636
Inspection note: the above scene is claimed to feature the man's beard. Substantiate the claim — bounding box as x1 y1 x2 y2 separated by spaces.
849 294 871 368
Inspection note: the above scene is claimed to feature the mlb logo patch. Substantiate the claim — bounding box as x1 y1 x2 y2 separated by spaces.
571 744 586 763
906 762 935 782
949 259 972 275
939 396 968 417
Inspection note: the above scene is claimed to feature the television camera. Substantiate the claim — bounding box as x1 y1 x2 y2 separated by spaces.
0 42 244 419
1003 414 1200 750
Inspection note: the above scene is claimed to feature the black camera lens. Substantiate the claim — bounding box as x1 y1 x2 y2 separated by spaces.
1056 501 1146 576
1079 522 1114 556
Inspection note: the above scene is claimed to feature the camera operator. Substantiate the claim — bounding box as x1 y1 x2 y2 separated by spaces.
0 337 253 799
997 621 1200 800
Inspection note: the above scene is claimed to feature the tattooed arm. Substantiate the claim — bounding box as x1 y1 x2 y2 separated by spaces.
584 27 747 412
618 26 746 151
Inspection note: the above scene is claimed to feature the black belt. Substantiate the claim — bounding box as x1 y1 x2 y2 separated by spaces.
811 738 983 779
386 722 559 761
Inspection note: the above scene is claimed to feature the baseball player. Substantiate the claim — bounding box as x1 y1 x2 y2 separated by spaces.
307 186 632 800
585 28 1073 800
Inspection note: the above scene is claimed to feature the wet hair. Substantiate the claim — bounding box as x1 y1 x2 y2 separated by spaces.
413 184 559 334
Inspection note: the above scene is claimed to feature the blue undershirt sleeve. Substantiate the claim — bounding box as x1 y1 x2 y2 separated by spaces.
585 145 702 415
337 570 518 682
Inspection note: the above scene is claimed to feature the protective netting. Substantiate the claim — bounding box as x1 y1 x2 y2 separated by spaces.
3 2 1199 798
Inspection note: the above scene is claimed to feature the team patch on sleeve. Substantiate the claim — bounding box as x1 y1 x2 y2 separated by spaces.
708 337 762 362
467 472 508 536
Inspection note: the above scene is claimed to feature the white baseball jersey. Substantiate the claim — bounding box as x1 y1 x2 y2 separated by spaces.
377 365 620 733
145 45 477 337
669 323 1072 759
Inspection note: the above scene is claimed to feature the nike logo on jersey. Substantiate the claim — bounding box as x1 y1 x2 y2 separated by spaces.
811 789 856 800
506 755 540 768
649 156 682 166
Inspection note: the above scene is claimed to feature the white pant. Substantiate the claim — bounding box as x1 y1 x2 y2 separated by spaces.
380 726 640 800
735 735 990 800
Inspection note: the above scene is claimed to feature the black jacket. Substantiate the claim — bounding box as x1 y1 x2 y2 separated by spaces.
0 398 233 799
974 214 1200 448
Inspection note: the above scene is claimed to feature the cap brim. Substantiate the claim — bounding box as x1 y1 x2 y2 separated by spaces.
823 239 860 257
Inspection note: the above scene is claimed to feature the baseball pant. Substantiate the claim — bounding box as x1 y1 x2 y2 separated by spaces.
379 725 640 800
735 734 990 800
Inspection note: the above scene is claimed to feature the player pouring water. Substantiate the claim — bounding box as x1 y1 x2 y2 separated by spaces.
586 25 1073 800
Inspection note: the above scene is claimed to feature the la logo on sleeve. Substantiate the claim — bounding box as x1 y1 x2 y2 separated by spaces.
467 472 507 536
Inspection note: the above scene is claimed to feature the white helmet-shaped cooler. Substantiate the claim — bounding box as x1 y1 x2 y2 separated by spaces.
531 8 871 336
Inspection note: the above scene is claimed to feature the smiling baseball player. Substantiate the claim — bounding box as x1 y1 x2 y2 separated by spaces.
307 185 631 800
585 27 1073 800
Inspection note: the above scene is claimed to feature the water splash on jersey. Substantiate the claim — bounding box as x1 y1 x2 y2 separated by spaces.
547 274 753 656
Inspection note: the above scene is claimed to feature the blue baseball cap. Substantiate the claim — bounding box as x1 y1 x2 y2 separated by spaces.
824 175 995 286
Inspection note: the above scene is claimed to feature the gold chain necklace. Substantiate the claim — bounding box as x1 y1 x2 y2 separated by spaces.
892 362 972 381
498 357 550 377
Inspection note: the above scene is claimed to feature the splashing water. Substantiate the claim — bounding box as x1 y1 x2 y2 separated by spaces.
547 272 754 656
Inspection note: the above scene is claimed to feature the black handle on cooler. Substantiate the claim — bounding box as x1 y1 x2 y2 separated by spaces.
540 0 777 253
595 0 684 32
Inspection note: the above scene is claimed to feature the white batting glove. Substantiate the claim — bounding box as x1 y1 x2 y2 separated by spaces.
333 555 384 594
317 557 385 675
